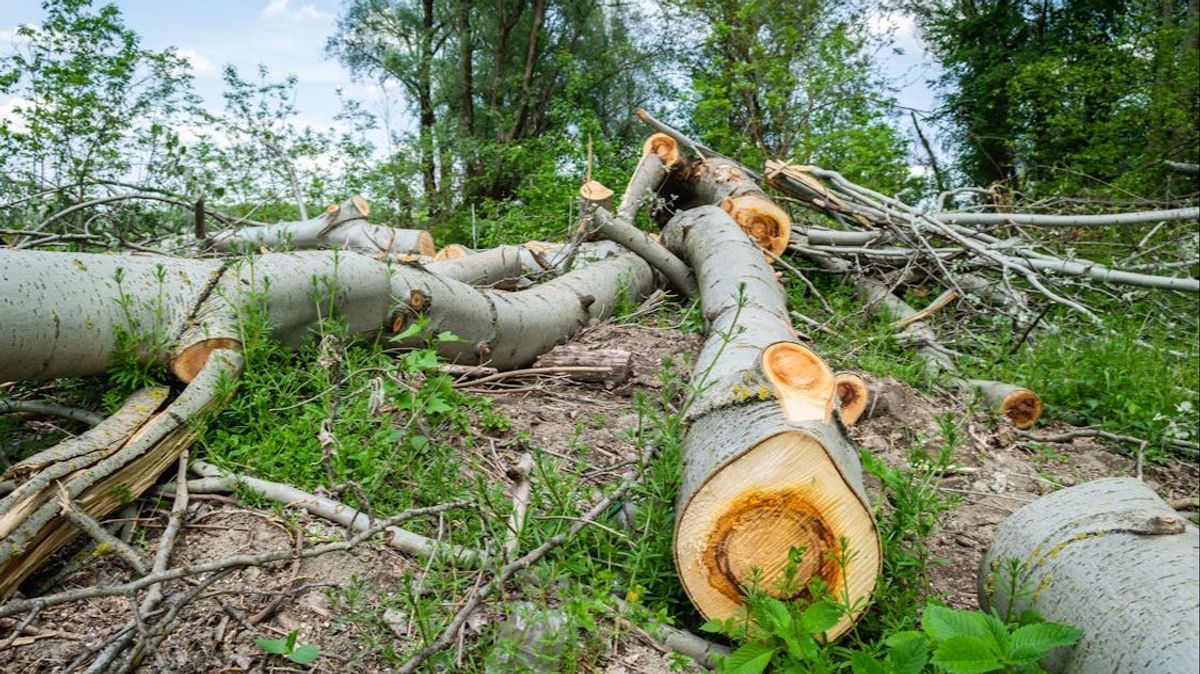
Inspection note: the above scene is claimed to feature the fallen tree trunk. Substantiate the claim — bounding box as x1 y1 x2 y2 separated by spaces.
980 477 1199 673
663 205 879 639
662 157 792 257
0 243 654 593
210 195 436 257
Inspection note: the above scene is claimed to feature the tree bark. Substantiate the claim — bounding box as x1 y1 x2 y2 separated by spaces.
662 156 792 257
980 478 1199 673
533 344 632 384
582 206 696 297
0 245 655 383
662 205 879 640
211 196 436 257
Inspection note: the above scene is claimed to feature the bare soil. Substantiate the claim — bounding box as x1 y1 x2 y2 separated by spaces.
3 321 1195 672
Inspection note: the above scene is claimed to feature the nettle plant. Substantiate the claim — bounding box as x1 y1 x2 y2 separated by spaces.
702 548 1082 674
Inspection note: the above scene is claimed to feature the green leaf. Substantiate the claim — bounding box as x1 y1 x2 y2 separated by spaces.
931 636 1004 674
922 605 992 642
980 612 1011 657
700 618 726 634
1017 610 1044 627
721 642 778 674
1008 622 1083 663
287 643 320 665
391 322 422 341
782 631 817 662
254 637 289 655
849 650 887 674
799 599 842 634
285 629 298 651
885 631 929 674
754 596 792 637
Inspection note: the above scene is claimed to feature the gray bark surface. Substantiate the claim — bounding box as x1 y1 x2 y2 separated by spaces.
939 206 1199 227
211 198 434 257
0 248 655 381
587 207 696 296
616 153 669 224
981 478 1199 673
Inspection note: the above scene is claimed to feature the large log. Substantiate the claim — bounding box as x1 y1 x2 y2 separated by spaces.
980 478 1199 673
0 245 655 592
0 247 655 382
663 205 879 639
210 195 436 257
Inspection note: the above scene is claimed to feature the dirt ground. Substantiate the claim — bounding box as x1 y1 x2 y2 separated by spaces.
2 321 1196 672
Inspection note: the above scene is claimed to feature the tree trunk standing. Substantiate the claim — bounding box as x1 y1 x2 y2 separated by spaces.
663 205 880 639
457 0 480 193
508 0 546 141
419 0 438 219
980 478 1199 673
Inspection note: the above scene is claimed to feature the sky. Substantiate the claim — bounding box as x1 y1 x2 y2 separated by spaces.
0 0 944 155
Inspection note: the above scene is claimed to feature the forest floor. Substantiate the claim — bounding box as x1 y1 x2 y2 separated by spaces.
4 315 1198 673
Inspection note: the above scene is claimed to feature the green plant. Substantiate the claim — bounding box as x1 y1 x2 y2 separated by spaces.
854 604 1082 674
255 629 320 666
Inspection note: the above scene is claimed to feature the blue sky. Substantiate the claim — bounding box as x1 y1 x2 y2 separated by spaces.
0 1 943 154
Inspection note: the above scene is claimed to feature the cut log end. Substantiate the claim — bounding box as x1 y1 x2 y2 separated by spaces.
834 373 868 426
762 343 835 423
1000 388 1042 430
172 338 243 383
415 230 437 257
722 195 792 257
580 181 615 211
642 133 680 167
433 244 471 262
675 430 880 639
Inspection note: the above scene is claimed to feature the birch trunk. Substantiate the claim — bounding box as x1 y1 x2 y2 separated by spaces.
662 205 879 640
210 195 436 257
980 478 1199 673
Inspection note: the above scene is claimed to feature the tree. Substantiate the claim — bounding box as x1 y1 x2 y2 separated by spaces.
910 0 1200 196
327 0 665 228
672 0 915 195
0 0 196 219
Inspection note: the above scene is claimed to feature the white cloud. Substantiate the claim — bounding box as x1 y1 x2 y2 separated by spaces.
178 48 214 76
261 0 332 21
0 25 32 48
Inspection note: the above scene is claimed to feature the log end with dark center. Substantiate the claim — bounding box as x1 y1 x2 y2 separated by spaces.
675 430 880 640
1001 388 1043 429
721 195 791 257
835 373 869 426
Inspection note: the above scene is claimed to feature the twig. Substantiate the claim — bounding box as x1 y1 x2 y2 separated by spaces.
56 483 148 575
394 443 656 674
450 366 614 388
0 399 105 426
889 289 958 330
184 460 485 567
763 249 834 315
503 453 535 560
0 501 473 619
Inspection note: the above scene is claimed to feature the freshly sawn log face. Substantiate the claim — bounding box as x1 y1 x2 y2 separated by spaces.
980 478 1199 673
665 157 792 257
663 205 879 639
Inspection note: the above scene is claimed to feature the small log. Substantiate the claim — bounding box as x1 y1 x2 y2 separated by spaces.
211 195 436 257
533 345 632 384
834 372 869 426
980 478 1199 673
663 205 879 639
614 134 680 223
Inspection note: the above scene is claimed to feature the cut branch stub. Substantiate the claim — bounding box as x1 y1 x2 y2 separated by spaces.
642 132 680 168
980 478 1199 673
579 180 614 212
960 380 1042 430
834 372 869 426
662 205 879 639
433 244 473 262
663 157 792 258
